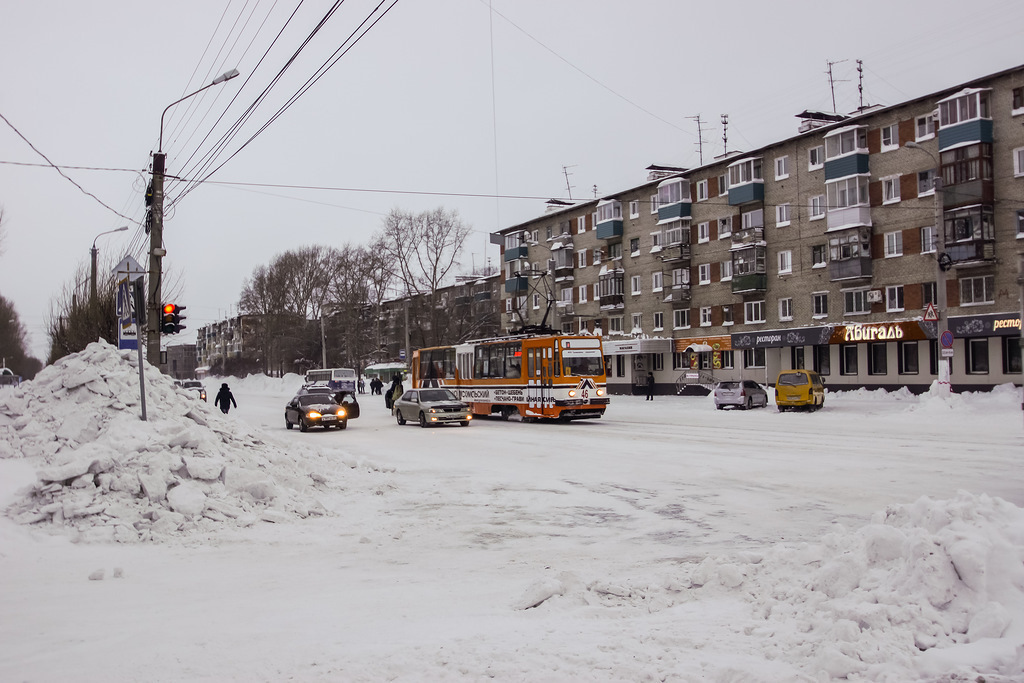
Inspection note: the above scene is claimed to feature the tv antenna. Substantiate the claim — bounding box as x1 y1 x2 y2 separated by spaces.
562 165 576 200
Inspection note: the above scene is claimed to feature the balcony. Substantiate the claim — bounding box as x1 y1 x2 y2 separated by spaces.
657 201 692 224
728 182 764 206
473 290 492 301
948 239 996 267
731 273 766 294
556 301 574 316
504 276 528 294
938 118 993 151
828 257 873 281
826 206 872 232
659 243 691 265
943 179 994 209
503 244 529 262
599 294 624 310
731 226 764 247
665 285 692 308
596 218 623 240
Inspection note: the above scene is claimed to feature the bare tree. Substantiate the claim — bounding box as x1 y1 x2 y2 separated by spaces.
0 205 6 256
0 293 43 378
44 260 121 364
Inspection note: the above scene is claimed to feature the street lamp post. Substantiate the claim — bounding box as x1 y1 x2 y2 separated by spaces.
906 141 951 392
148 68 240 372
90 226 128 304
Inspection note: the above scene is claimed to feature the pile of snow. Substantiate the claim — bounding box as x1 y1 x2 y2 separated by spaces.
521 492 1024 680
0 340 384 543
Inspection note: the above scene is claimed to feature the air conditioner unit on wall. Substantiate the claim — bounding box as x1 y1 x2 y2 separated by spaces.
866 289 883 303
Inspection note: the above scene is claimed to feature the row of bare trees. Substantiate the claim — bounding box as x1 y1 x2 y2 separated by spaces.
238 206 478 374
1 206 43 379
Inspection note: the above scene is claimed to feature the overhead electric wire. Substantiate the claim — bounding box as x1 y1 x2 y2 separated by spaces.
172 0 401 208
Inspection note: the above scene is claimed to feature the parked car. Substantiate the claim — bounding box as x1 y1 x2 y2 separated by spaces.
713 380 768 410
775 369 826 411
181 380 206 402
393 388 471 428
285 390 360 431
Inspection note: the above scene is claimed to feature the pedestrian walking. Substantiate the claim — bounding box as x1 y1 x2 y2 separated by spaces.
386 373 404 410
645 372 655 401
215 383 238 414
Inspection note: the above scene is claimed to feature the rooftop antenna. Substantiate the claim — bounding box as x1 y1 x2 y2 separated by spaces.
688 114 705 165
856 59 864 111
562 165 576 201
826 59 849 112
592 184 599 198
721 114 729 155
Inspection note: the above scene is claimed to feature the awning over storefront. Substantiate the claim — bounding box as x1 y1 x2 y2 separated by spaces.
602 338 673 355
732 326 835 349
948 312 1022 338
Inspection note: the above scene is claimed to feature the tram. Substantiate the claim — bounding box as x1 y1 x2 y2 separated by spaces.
411 334 608 421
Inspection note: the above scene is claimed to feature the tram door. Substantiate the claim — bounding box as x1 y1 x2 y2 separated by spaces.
526 344 553 417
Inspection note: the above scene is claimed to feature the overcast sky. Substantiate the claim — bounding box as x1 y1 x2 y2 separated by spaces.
2 0 1022 362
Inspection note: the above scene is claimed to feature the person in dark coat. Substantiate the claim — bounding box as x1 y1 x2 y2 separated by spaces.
386 373 403 410
215 383 237 414
645 372 655 401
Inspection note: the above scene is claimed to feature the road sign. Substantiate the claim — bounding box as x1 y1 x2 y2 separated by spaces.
112 255 145 282
923 302 939 322
941 348 954 358
940 330 954 349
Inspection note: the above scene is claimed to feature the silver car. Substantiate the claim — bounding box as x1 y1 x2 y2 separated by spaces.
713 380 769 410
393 388 472 428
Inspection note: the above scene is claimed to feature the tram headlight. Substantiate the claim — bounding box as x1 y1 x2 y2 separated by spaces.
596 388 605 397
567 390 577 398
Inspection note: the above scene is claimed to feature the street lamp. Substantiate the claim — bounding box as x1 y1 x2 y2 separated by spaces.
148 68 240 371
905 141 951 393
90 226 128 303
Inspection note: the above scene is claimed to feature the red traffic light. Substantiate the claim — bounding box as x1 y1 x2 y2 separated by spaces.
163 303 177 315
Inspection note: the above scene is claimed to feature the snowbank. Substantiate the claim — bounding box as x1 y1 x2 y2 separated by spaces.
0 341 384 543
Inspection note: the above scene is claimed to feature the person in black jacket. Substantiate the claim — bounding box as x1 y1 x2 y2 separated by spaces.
215 383 237 414
645 372 655 401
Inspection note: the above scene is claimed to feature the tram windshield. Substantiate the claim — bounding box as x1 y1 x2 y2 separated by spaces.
561 349 604 377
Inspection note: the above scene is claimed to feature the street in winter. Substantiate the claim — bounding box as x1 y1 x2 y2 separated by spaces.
1 342 1023 681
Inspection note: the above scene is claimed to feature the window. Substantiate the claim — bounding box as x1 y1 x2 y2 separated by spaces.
886 285 904 312
630 238 640 256
631 274 642 295
608 241 622 259
1018 210 1024 237
824 127 867 159
959 275 994 305
673 308 690 329
740 209 763 230
719 216 733 238
672 351 687 369
664 220 687 246
899 341 919 375
532 293 540 310
915 114 935 141
718 173 729 196
650 194 659 214
577 249 588 268
743 348 766 368
700 307 712 327
884 231 903 257
918 169 936 196
720 260 732 281
698 263 711 285
578 285 588 304
775 155 790 179
868 342 888 375
922 282 937 307
921 226 937 254
1014 87 1024 113
792 346 805 370
652 354 664 372
941 142 993 187
577 216 587 234
938 90 991 127
609 316 623 333
814 345 831 376
882 176 901 204
813 292 828 318
778 250 792 275
812 245 828 268
505 297 514 313
809 195 825 219
829 231 867 262
629 200 639 218
728 158 763 186
658 179 689 207
653 311 664 331
697 222 710 243
631 312 642 331
1004 336 1022 374
650 230 663 251
696 179 709 201
1014 147 1024 177
779 297 793 321
880 124 898 152
839 344 858 375
776 203 791 226
944 205 994 243
808 145 824 170
652 271 663 292
827 176 869 209
559 286 572 304
722 305 733 325
672 267 690 286
719 350 734 369
843 289 871 315
745 300 766 323
966 338 989 374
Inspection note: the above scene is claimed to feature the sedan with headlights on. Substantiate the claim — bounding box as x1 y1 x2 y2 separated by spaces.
285 391 354 431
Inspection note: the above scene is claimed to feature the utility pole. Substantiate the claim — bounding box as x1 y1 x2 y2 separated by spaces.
932 176 951 393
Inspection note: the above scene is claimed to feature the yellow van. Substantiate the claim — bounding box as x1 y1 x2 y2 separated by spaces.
775 369 826 411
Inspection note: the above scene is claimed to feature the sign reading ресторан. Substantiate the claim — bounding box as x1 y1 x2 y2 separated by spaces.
948 312 1023 338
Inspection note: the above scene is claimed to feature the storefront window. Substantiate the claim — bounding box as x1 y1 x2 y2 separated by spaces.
868 342 887 375
966 338 989 374
743 348 766 368
898 341 919 375
813 345 830 376
791 346 805 370
1004 337 1022 374
839 344 858 375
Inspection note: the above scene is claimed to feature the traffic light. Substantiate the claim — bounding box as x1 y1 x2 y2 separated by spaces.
161 303 187 334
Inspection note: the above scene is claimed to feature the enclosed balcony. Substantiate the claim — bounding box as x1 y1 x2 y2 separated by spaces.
731 226 764 247
504 275 528 294
659 243 691 265
595 199 623 240
598 275 624 310
727 157 764 206
503 244 529 262
665 284 692 308
730 245 766 294
937 88 993 150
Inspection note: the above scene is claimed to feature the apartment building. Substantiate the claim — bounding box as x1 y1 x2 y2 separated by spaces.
497 65 1024 395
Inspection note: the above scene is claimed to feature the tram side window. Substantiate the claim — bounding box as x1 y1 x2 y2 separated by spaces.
474 346 489 379
421 348 455 380
488 345 505 378
505 343 522 378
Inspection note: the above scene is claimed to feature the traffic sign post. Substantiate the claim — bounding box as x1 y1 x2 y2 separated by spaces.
940 330 954 349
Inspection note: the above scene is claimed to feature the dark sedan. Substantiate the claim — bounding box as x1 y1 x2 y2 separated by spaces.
285 391 360 431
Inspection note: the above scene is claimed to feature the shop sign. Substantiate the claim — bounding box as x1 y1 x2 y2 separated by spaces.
949 313 1022 338
673 336 731 353
732 326 834 349
829 321 929 344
